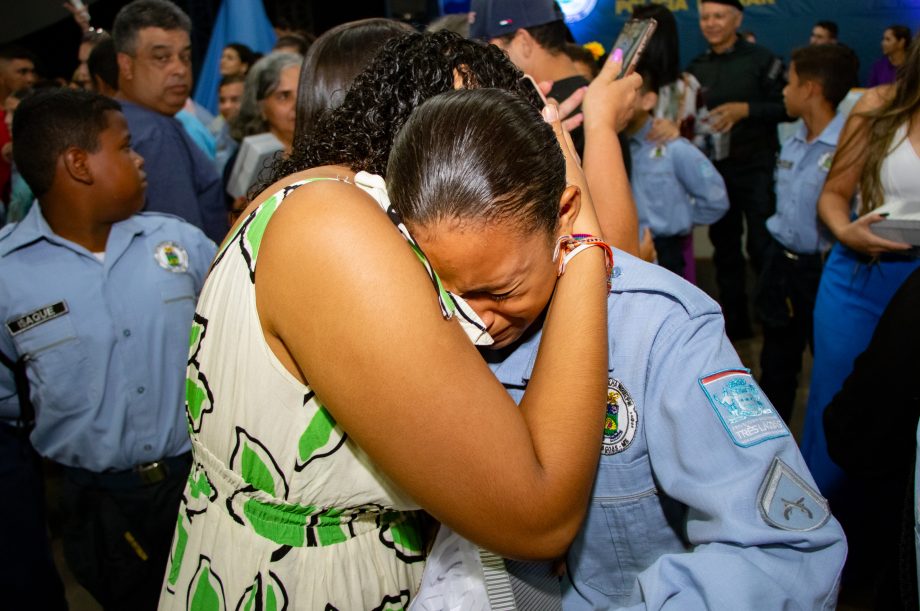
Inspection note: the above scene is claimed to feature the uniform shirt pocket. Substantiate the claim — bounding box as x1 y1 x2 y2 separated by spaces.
577 458 687 598
159 275 196 304
11 314 89 415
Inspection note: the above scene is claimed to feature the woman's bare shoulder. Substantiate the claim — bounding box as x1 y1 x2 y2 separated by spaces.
263 169 394 238
854 85 895 113
255 168 410 291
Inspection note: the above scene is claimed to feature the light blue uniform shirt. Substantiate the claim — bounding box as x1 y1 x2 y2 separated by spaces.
766 112 845 254
487 251 846 610
0 205 216 471
628 118 728 238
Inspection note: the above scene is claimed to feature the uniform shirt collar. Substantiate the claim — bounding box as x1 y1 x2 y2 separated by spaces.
485 329 542 386
791 112 845 148
118 96 175 120
0 203 153 258
628 117 654 146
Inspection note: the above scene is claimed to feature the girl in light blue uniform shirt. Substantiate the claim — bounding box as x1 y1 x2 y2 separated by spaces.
390 88 847 610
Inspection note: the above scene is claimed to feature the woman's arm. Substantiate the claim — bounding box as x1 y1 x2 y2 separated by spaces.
581 54 643 255
818 86 912 255
256 173 608 560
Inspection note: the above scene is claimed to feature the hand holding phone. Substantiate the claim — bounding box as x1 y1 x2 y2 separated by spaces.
611 18 658 79
582 46 644 133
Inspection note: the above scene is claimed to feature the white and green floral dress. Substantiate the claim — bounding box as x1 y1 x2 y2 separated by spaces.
158 172 481 611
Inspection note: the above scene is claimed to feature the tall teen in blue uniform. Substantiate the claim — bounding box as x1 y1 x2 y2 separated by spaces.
626 67 728 277
0 89 215 610
389 97 846 611
756 44 858 422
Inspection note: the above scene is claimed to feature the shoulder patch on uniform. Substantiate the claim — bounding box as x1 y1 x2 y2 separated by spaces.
699 369 789 447
602 378 637 455
757 456 830 531
818 152 834 172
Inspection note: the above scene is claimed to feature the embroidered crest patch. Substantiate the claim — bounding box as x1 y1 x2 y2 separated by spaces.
758 457 830 531
818 152 834 172
602 378 637 455
154 241 189 273
699 369 789 447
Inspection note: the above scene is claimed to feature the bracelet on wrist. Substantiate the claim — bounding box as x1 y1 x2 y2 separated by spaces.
553 233 614 290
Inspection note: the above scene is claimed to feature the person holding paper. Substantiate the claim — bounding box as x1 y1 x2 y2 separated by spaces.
802 31 920 601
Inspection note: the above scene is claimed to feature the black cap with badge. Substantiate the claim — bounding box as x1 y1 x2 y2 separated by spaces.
468 0 566 41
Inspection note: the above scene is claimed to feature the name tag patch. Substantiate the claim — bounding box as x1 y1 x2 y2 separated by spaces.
699 369 789 447
777 159 794 171
6 301 69 335
602 378 637 455
758 456 830 531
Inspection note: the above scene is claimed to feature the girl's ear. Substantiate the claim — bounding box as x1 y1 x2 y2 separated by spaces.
557 184 581 236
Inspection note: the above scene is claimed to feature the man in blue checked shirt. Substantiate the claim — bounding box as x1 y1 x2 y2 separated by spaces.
626 66 729 278
756 44 859 422
0 89 215 610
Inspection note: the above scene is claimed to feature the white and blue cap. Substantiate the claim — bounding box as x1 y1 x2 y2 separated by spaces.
469 0 565 40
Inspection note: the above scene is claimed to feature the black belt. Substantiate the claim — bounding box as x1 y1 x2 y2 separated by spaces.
772 238 823 264
781 248 821 262
61 451 192 491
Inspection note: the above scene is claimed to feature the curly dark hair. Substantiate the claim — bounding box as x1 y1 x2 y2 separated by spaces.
263 30 540 191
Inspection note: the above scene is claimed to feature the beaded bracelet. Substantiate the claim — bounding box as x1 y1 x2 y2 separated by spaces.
553 233 615 290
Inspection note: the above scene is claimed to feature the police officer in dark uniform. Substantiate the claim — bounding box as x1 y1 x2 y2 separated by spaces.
687 0 788 339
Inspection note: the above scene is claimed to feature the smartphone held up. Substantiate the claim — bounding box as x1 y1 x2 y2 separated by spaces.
611 18 658 79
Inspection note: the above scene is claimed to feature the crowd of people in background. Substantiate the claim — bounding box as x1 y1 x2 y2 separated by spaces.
0 0 918 609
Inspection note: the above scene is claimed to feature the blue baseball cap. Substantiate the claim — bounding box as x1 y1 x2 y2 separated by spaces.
468 0 565 40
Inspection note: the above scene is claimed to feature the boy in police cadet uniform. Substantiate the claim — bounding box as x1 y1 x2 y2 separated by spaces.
756 43 859 424
625 65 729 277
0 89 216 610
479 257 847 604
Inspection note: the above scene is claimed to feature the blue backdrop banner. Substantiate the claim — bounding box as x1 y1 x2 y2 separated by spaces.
193 0 277 115
558 0 920 84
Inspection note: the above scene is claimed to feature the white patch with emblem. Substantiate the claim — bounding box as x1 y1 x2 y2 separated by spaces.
818 151 834 172
758 457 830 531
699 369 789 447
154 241 189 273
602 378 637 455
